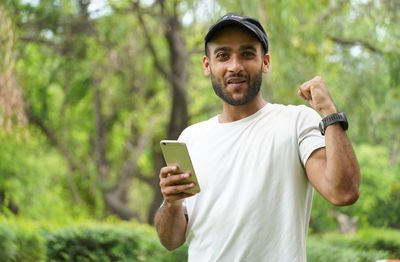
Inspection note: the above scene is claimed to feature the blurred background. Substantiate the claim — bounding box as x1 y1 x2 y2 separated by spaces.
0 0 399 261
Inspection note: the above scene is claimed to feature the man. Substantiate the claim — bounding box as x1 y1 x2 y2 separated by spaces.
154 13 360 261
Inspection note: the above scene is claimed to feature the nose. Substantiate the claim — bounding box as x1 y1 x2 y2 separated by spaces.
227 55 244 73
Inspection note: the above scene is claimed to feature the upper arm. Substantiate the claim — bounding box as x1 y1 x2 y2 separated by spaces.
305 147 329 199
305 146 359 206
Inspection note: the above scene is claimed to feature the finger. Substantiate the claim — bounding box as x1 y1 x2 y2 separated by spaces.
163 182 196 196
312 75 323 84
162 172 191 187
298 82 312 99
298 90 307 100
159 165 179 179
159 172 190 189
298 86 312 101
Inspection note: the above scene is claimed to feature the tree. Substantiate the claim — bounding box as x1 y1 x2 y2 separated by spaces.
0 4 27 215
3 0 195 222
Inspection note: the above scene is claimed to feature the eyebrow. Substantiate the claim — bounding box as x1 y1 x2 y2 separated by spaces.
213 46 232 55
213 45 258 55
239 45 257 52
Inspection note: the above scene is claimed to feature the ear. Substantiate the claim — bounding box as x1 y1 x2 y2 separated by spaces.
203 56 211 76
262 54 270 74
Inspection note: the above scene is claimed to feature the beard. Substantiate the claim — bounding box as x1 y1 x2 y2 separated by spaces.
210 66 263 106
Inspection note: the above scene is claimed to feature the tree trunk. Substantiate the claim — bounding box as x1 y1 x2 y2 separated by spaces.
332 210 358 234
0 191 19 215
147 144 166 224
165 16 189 139
92 84 108 185
146 13 190 224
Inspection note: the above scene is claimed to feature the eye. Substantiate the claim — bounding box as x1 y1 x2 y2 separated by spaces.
216 52 229 60
243 51 256 58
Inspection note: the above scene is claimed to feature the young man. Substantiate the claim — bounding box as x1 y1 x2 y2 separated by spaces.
155 13 360 261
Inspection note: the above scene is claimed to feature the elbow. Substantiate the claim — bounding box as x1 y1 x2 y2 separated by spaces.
166 247 176 252
165 246 179 252
161 240 185 251
327 168 360 206
330 188 360 206
163 244 176 251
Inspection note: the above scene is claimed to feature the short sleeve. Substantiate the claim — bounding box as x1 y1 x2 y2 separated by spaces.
297 106 326 166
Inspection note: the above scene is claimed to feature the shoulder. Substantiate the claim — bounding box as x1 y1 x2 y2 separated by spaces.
291 104 322 123
178 116 217 143
268 103 320 119
266 104 322 136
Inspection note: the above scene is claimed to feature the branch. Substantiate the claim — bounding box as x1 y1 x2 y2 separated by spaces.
133 116 159 161
315 0 349 23
24 105 82 203
134 2 171 80
104 117 159 220
25 108 68 164
135 171 155 185
111 1 170 79
328 36 383 54
108 115 159 197
18 36 61 52
111 3 156 16
104 191 139 220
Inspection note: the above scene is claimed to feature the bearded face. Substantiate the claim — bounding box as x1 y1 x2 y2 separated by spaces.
210 65 263 106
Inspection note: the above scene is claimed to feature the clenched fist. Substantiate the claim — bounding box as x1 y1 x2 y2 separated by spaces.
298 76 338 117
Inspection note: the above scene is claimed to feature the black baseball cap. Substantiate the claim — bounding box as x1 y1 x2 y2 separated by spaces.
204 13 269 54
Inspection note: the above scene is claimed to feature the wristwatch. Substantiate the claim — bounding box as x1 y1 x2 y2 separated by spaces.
319 112 348 136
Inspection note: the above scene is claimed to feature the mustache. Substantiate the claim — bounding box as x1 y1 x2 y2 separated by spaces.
224 73 248 83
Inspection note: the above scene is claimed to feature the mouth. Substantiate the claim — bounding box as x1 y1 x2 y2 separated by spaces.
226 77 247 86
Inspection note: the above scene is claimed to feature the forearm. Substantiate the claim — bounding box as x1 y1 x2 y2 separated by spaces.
324 123 360 205
299 76 360 205
154 201 187 251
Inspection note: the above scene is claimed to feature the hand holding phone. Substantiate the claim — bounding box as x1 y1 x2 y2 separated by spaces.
160 140 201 194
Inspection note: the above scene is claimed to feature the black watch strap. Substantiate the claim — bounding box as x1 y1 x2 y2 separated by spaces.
319 112 348 136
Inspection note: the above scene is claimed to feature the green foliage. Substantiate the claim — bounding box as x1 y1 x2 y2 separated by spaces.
45 226 140 261
368 184 400 228
0 218 188 262
307 238 390 262
1 0 400 230
310 143 400 232
309 193 337 233
0 218 45 262
0 130 80 220
307 229 400 262
2 217 400 262
339 144 400 228
354 229 400 257
355 145 400 228
42 221 188 262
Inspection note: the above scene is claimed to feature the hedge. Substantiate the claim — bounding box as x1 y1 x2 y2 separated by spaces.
0 219 187 262
44 223 187 262
0 220 45 262
0 218 399 262
307 229 400 262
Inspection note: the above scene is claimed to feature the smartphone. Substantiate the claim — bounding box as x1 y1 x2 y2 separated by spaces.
160 140 200 194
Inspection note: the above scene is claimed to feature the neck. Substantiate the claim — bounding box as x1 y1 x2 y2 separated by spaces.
218 93 267 123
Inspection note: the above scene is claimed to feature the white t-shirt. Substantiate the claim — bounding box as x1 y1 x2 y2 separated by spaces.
178 103 325 262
